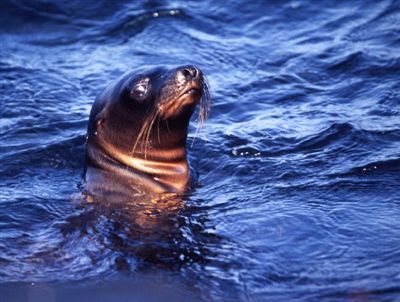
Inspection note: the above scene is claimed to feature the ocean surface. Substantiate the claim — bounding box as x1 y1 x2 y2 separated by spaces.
1 0 400 301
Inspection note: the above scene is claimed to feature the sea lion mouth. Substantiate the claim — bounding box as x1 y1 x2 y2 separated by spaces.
179 81 203 100
186 88 202 96
157 82 203 120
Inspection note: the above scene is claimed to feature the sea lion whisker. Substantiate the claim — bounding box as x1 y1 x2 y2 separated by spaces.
132 110 154 155
131 126 145 154
191 78 211 147
190 121 201 148
157 114 161 144
143 110 159 159
131 121 148 154
202 78 211 121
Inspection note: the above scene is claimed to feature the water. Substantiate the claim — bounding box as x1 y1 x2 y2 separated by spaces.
1 0 400 301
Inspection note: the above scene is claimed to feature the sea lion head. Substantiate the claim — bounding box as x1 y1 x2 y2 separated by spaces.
85 65 210 194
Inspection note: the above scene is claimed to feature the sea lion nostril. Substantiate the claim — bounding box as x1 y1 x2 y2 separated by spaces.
182 67 197 79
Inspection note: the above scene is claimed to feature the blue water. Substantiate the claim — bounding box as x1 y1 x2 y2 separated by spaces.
1 1 400 301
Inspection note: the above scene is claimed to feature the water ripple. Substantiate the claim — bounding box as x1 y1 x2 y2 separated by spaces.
1 0 400 300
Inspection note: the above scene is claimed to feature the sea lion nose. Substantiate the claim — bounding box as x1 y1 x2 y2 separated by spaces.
182 66 197 79
177 65 201 81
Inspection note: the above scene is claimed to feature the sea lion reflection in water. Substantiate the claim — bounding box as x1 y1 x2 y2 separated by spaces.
84 65 210 217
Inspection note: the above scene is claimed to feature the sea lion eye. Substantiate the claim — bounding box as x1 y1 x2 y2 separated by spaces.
130 78 149 101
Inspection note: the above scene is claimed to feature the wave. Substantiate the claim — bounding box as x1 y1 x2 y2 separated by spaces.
228 122 399 157
1 1 186 46
330 157 400 177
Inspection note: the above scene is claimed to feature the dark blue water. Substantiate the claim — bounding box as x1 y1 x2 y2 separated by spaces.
1 1 400 301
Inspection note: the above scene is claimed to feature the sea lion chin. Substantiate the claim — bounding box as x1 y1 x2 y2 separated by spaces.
84 65 210 197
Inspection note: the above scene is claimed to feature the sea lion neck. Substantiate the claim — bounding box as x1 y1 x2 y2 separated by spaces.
87 135 189 194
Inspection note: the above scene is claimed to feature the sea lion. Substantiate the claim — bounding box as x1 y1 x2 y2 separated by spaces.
84 65 210 198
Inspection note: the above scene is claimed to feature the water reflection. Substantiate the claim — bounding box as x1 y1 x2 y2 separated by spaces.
78 179 214 271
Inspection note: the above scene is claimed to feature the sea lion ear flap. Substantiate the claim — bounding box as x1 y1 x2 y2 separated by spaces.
89 105 108 135
94 107 107 131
